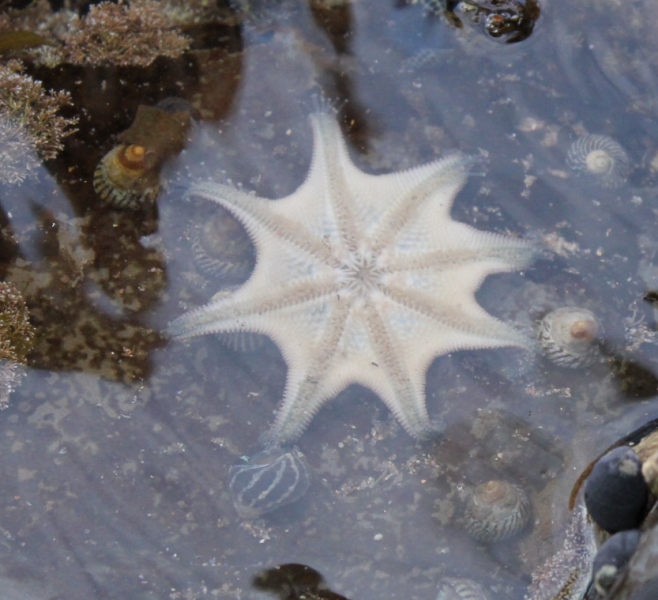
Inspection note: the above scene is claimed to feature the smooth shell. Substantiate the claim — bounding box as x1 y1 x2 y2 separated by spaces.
566 134 630 188
462 479 531 543
592 529 641 596
436 577 491 600
228 447 310 519
584 446 648 533
191 210 255 280
537 306 602 368
93 143 160 209
627 578 658 600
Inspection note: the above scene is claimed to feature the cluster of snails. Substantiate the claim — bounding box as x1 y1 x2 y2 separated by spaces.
537 306 603 369
94 97 197 210
572 419 658 598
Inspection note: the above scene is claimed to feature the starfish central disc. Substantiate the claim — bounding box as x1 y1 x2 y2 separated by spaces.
169 110 536 445
340 253 385 295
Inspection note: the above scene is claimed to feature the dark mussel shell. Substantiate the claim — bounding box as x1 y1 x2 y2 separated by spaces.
591 529 641 596
584 446 648 534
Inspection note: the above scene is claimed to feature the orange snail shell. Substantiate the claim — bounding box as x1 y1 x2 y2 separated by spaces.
94 102 193 210
93 143 160 209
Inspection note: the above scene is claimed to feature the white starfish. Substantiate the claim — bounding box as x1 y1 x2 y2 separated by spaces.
169 111 536 446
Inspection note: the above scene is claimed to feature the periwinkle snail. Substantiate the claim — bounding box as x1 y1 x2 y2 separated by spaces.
462 479 531 543
566 134 630 189
94 98 196 209
537 306 602 368
228 447 310 519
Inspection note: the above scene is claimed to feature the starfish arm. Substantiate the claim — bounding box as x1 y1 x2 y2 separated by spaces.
361 304 433 438
368 154 473 256
381 283 530 353
168 279 342 339
387 229 537 273
262 299 353 445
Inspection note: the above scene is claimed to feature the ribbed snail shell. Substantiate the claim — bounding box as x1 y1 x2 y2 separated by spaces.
462 479 531 543
537 307 602 368
93 143 160 209
191 210 255 280
228 447 310 519
94 99 195 210
436 577 491 600
566 134 630 188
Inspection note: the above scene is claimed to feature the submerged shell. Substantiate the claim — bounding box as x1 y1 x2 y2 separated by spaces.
93 144 161 209
436 577 491 600
566 134 630 188
462 480 531 543
584 446 648 534
191 210 255 279
537 306 602 368
94 99 195 210
228 447 310 519
592 529 641 595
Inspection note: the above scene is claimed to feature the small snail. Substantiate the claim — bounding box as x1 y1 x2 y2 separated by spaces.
94 98 196 209
191 209 255 281
462 479 531 543
566 134 630 189
228 446 310 519
93 143 161 209
436 577 491 600
537 306 602 368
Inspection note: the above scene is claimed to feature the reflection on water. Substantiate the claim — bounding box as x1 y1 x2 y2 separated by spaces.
0 0 657 598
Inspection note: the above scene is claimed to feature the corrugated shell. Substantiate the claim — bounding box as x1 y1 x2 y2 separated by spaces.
463 479 531 543
436 577 491 600
537 306 602 368
93 144 160 209
228 447 310 519
566 134 630 188
191 210 255 279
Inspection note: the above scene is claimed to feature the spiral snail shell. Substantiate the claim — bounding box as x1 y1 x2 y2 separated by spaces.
94 99 195 209
94 143 160 209
436 577 491 600
191 209 255 280
537 306 602 368
228 447 310 519
566 134 630 189
462 479 531 543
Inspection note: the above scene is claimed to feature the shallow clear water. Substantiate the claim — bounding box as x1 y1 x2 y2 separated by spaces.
2 1 658 599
